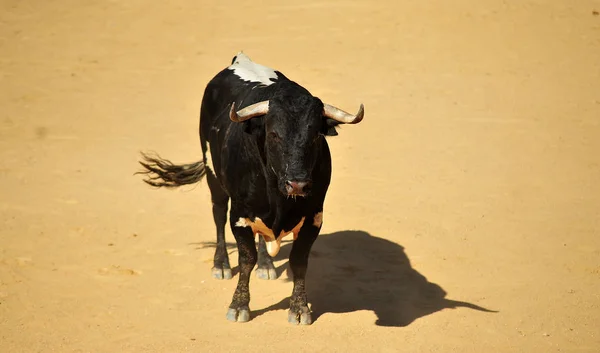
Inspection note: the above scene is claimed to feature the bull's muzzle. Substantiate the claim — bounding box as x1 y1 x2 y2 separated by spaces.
285 180 312 197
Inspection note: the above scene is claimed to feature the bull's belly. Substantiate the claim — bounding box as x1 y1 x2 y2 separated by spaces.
235 217 305 256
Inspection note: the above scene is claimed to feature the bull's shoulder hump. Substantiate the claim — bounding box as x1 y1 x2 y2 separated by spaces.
227 52 278 86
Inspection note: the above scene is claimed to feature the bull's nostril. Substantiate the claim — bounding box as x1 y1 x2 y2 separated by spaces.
285 181 295 194
285 180 312 195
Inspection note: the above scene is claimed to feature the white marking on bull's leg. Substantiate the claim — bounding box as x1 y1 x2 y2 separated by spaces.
204 141 214 173
228 52 278 86
313 212 323 228
235 217 249 228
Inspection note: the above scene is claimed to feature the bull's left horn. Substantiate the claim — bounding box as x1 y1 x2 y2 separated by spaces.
323 103 364 124
229 101 270 122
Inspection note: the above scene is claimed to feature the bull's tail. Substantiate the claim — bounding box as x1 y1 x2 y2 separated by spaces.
136 151 206 188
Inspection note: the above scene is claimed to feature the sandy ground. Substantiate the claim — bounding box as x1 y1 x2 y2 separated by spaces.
1 0 599 352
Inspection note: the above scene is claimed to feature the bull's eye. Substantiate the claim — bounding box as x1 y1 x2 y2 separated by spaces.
268 131 281 142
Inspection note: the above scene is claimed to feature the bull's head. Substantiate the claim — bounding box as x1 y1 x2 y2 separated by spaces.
229 94 364 198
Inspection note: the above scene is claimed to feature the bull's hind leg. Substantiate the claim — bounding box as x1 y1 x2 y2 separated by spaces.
207 172 232 280
256 236 277 280
226 209 257 323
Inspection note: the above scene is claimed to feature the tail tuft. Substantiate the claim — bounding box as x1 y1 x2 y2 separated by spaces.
136 151 206 188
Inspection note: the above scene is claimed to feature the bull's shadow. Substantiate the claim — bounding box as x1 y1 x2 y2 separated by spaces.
264 230 495 327
196 230 495 326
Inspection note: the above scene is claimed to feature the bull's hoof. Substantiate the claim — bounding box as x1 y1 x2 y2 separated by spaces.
211 266 232 280
226 307 250 323
288 306 312 325
256 267 277 280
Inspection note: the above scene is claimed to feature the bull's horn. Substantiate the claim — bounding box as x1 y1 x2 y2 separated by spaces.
323 103 364 124
229 101 270 122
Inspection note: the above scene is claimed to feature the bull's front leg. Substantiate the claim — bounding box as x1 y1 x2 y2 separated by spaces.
287 214 321 325
226 214 257 323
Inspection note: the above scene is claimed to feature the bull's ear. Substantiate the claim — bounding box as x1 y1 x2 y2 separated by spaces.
322 118 340 136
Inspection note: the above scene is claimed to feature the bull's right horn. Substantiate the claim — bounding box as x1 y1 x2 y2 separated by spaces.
323 103 364 124
229 101 270 122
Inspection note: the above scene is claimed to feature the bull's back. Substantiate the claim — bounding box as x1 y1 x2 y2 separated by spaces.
198 68 272 199
200 70 243 133
199 70 238 186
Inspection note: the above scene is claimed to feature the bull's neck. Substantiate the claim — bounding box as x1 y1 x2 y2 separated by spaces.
264 169 307 234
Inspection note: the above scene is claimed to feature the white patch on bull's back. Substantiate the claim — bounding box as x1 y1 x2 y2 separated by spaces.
204 141 214 173
313 212 323 228
234 216 305 257
228 52 278 86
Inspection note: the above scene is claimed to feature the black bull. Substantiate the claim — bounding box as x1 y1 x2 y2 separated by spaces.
137 53 364 325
